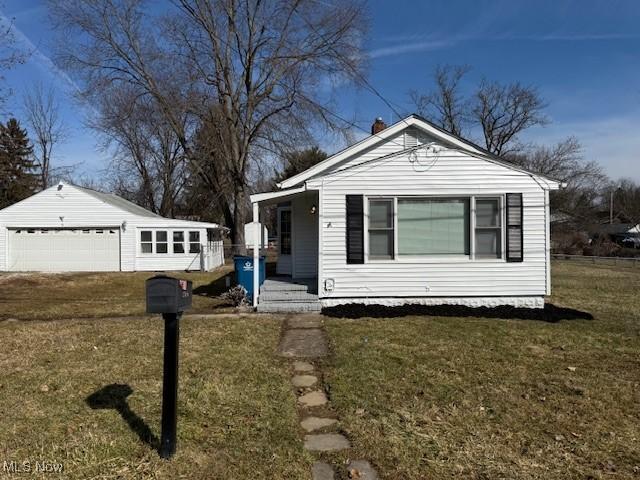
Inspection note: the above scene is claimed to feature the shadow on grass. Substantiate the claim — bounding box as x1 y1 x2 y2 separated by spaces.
86 384 159 451
322 303 593 323
193 272 234 298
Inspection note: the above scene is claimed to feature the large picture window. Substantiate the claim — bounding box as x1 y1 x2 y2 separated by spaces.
365 195 507 261
398 198 469 255
368 199 394 259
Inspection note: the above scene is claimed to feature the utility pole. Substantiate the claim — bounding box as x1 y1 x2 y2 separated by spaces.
610 190 614 224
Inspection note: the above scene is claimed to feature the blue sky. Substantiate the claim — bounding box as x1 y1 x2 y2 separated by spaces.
1 0 639 181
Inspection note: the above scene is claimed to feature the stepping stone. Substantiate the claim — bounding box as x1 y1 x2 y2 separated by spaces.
287 316 322 329
312 461 335 480
346 460 378 479
292 375 317 388
300 416 338 432
298 390 327 407
279 329 328 358
293 361 314 372
304 433 350 452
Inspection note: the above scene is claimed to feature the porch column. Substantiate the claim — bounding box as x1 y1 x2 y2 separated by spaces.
252 201 259 308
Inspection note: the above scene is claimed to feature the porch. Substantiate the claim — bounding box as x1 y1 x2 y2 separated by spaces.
250 188 320 311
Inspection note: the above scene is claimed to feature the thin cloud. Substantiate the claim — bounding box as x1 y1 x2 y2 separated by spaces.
368 30 640 59
0 10 80 94
368 40 452 59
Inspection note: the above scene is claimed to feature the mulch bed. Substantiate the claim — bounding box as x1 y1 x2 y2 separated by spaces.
322 303 593 322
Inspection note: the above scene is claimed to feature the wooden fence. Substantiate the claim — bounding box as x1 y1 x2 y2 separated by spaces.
552 254 640 267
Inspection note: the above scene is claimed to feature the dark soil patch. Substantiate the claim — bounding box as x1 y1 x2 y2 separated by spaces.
322 303 593 322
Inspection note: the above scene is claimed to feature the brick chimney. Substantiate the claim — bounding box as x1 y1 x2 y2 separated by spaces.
371 117 387 135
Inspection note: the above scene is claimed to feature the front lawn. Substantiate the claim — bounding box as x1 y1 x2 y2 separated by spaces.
0 315 311 478
0 265 234 321
324 261 640 479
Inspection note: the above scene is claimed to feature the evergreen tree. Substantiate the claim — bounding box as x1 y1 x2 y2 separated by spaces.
0 118 37 209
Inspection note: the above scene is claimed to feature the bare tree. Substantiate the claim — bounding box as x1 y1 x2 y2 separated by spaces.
472 80 548 155
610 178 640 227
508 137 608 226
0 9 27 111
411 65 549 156
410 65 470 137
91 86 187 217
22 83 68 188
49 0 366 252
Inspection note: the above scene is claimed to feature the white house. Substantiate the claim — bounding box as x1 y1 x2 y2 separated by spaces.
0 182 225 272
250 115 562 312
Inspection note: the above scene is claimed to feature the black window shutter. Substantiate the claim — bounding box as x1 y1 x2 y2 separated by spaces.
346 195 364 264
506 193 523 262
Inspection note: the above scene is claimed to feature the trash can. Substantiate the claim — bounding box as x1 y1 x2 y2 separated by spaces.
233 255 266 299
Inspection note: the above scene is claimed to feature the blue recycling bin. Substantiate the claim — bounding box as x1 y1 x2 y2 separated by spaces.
233 255 266 299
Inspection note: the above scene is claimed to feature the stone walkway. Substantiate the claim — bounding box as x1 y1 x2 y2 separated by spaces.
278 315 378 480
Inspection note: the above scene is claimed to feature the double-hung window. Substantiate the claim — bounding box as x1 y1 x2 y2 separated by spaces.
189 231 201 253
368 199 394 259
156 231 168 254
141 231 153 253
475 198 502 258
173 231 185 254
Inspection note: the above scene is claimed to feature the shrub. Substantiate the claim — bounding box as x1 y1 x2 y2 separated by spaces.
221 285 249 307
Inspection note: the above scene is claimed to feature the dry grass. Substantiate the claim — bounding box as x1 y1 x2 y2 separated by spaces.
0 266 235 321
0 314 311 479
324 261 640 479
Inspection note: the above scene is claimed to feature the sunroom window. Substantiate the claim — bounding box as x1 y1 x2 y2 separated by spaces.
398 198 470 255
141 230 153 253
189 231 201 253
156 231 168 254
173 231 185 254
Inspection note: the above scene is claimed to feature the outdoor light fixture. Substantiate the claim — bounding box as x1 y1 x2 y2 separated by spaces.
145 276 193 459
121 220 127 232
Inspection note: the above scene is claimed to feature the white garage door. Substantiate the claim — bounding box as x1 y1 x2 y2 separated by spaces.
8 228 120 272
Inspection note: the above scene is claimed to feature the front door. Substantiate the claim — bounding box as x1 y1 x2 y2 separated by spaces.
277 206 292 275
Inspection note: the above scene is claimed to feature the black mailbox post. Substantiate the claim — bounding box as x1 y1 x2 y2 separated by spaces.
145 275 192 459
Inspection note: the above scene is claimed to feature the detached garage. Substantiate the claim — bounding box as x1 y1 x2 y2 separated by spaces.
0 182 225 273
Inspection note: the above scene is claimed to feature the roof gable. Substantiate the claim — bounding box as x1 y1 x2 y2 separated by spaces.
277 114 561 190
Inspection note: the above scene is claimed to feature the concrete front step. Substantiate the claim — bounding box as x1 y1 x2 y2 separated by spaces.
260 290 319 302
261 280 309 292
258 301 322 313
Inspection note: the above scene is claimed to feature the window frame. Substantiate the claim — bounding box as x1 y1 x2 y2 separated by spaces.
155 230 169 254
140 230 154 254
365 194 506 263
189 231 201 254
473 196 503 259
173 231 186 254
367 197 395 260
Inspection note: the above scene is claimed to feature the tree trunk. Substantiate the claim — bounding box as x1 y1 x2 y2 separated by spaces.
231 186 249 256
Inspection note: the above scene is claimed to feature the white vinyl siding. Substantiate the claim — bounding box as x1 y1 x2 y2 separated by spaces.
310 146 549 299
0 184 223 272
292 193 318 278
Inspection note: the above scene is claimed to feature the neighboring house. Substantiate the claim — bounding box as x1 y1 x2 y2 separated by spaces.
250 115 562 312
593 223 640 248
0 182 225 272
244 222 269 249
